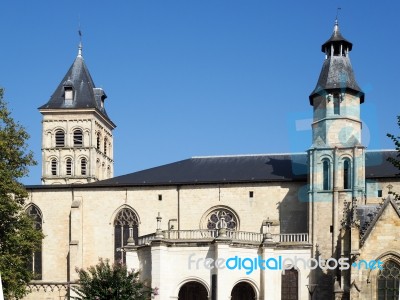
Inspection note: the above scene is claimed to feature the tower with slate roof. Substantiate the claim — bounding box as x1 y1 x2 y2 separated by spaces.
308 20 366 298
39 43 116 184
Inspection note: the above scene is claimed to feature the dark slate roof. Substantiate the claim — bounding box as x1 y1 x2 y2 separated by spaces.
365 150 400 178
90 153 309 187
360 195 400 245
38 51 112 123
309 56 364 104
357 204 380 238
80 150 398 188
321 22 353 52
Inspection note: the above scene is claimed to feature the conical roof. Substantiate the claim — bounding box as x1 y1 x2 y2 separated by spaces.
321 20 352 52
309 21 364 104
39 46 112 123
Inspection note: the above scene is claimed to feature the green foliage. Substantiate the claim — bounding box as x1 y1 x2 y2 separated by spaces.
0 88 43 299
72 258 155 300
387 115 400 198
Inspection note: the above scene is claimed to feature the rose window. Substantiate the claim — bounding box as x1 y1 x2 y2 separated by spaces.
207 209 237 230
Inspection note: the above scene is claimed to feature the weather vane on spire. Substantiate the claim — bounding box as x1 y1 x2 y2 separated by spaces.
78 18 83 57
336 7 341 21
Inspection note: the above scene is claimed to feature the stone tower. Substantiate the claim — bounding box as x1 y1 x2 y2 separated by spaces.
39 43 116 184
308 20 365 298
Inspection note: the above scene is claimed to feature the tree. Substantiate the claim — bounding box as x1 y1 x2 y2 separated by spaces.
0 88 44 299
387 115 400 198
72 258 156 300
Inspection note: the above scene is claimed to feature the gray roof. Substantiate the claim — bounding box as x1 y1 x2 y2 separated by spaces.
321 21 353 52
357 204 380 238
360 195 400 245
81 150 398 187
310 22 364 105
89 153 308 187
309 56 364 104
38 51 112 124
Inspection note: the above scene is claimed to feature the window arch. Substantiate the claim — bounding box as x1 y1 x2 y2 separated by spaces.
281 267 298 300
25 205 42 279
343 158 352 189
96 132 101 150
73 129 83 147
178 281 208 300
322 159 331 190
51 158 58 176
333 95 340 115
107 165 111 178
202 207 239 230
80 158 87 176
55 130 65 147
66 158 72 175
231 282 256 300
377 260 400 299
104 138 108 155
114 208 139 263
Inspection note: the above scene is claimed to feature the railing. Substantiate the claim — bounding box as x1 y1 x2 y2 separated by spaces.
137 230 309 245
228 231 264 243
138 233 157 245
27 281 70 293
279 233 309 243
163 229 217 240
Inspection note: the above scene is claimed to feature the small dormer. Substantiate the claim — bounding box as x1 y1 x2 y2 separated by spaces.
93 88 107 109
63 79 74 105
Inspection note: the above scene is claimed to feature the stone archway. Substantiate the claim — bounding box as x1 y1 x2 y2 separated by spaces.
178 281 208 300
231 282 256 300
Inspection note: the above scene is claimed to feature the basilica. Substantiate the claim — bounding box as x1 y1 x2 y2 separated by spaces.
23 20 400 300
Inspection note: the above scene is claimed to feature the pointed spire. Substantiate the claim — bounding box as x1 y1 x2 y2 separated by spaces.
78 41 83 57
309 20 364 105
333 18 339 34
321 19 352 54
78 29 83 57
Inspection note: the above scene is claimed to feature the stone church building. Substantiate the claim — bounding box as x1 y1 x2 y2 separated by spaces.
22 20 400 300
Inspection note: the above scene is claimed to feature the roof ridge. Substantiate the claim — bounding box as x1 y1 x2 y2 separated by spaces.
192 152 307 159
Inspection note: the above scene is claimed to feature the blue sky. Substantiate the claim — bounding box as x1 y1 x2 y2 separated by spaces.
0 1 399 185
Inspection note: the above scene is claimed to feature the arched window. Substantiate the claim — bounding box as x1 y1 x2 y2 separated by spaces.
55 130 65 147
73 129 83 147
107 165 111 178
96 159 100 178
114 208 139 263
333 96 340 115
377 261 400 299
205 208 238 230
96 132 101 150
322 159 330 190
80 158 87 175
26 205 42 279
281 268 298 300
231 282 256 300
51 159 58 176
343 158 352 189
104 138 108 155
178 281 208 300
66 158 72 175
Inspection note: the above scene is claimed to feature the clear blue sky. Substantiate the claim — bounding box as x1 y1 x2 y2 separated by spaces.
0 1 399 185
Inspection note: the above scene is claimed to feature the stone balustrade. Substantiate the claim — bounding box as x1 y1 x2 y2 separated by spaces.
136 230 309 246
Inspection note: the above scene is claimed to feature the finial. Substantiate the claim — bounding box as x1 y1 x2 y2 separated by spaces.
78 41 82 57
78 21 83 57
334 7 341 33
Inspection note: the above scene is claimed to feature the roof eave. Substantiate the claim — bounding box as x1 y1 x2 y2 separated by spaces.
309 87 365 105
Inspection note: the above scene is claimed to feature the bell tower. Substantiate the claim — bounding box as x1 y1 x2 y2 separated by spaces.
39 43 116 184
308 20 366 297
